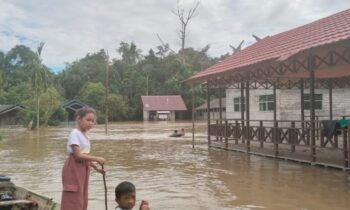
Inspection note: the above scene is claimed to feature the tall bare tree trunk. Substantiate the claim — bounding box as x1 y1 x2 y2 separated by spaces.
104 52 109 135
173 0 200 64
37 94 40 131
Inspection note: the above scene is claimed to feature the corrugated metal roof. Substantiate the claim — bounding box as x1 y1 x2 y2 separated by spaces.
141 95 187 111
0 105 24 115
187 8 350 83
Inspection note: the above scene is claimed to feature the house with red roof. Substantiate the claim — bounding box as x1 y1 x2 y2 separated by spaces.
187 8 350 122
184 9 350 168
141 95 187 121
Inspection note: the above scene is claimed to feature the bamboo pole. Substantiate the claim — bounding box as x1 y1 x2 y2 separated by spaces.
104 51 109 135
192 85 195 149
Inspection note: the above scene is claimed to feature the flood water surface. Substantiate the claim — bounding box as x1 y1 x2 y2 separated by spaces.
1 121 350 210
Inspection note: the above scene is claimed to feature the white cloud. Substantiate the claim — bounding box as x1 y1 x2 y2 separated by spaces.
0 0 349 71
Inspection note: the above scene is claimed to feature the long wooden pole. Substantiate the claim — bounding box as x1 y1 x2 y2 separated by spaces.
102 164 108 210
105 52 109 135
219 85 223 141
192 85 195 149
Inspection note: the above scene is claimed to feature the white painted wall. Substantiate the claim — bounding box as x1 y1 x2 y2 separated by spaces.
226 88 350 122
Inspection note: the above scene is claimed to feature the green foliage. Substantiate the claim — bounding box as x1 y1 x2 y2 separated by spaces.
49 106 67 126
2 41 226 123
79 82 105 109
40 87 62 126
108 94 129 121
19 86 62 127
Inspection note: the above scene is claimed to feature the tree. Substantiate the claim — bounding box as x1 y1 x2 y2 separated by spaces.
79 82 105 109
172 0 200 63
117 42 142 65
31 42 49 130
57 50 107 99
107 94 128 121
40 87 61 126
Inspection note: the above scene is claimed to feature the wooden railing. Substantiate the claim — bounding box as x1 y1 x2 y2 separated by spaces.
209 119 350 168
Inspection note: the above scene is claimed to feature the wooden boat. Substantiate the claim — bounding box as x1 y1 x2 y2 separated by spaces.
0 175 60 210
169 133 184 137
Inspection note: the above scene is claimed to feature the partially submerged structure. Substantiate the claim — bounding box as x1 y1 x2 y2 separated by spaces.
195 98 226 120
185 9 350 169
141 95 187 121
0 105 24 126
62 99 95 121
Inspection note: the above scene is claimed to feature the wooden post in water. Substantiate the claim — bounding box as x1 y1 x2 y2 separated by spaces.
259 120 263 148
241 82 245 143
192 85 195 149
309 54 316 163
207 83 211 147
300 79 305 130
245 80 250 153
273 82 278 157
348 125 350 169
291 121 296 152
343 127 349 168
329 79 333 120
219 85 223 141
104 52 110 135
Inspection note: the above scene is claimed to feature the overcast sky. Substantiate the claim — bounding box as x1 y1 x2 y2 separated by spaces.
0 0 349 72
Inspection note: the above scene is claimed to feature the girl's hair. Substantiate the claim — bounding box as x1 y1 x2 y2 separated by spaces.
74 107 96 119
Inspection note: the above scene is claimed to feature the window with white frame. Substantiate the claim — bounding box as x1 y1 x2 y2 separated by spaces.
303 93 323 110
233 97 244 112
259 95 274 111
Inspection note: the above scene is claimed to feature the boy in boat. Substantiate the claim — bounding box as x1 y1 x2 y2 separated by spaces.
115 181 150 210
169 128 185 137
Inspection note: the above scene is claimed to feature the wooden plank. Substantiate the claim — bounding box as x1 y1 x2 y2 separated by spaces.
0 199 35 206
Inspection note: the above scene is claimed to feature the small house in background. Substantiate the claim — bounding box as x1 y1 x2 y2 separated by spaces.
141 95 187 121
62 99 95 121
195 98 226 120
0 104 24 126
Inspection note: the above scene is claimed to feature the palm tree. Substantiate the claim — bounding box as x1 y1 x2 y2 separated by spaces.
31 42 48 130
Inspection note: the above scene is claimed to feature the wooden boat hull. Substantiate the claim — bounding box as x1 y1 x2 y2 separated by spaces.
0 177 60 210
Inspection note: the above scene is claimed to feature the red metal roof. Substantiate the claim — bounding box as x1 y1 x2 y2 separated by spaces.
187 8 350 83
141 95 187 111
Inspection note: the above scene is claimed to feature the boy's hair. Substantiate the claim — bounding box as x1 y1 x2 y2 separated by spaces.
74 107 96 119
115 181 136 198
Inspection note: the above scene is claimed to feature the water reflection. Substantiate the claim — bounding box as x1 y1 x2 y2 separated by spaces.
0 121 349 210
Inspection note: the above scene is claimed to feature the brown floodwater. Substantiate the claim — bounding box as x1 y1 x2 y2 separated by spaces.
0 121 350 210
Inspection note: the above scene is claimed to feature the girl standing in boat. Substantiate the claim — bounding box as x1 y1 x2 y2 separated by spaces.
61 107 106 210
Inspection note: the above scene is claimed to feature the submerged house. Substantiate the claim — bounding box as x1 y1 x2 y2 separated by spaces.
185 9 350 169
62 99 95 121
0 105 24 126
141 95 187 121
195 98 226 120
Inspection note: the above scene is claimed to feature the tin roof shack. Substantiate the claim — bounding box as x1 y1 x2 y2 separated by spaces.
141 95 187 121
62 99 96 121
0 105 24 127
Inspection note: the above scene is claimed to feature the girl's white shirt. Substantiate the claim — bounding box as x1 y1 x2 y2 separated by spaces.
66 128 91 154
